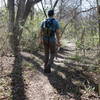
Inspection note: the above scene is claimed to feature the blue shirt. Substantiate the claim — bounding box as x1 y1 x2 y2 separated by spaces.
41 18 60 42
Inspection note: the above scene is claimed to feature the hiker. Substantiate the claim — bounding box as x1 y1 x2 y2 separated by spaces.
39 9 61 73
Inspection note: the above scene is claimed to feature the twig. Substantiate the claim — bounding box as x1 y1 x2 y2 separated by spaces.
50 0 53 9
3 0 7 8
53 0 59 10
41 1 47 18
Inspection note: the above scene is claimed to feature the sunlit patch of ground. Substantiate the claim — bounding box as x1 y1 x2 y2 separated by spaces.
0 41 100 100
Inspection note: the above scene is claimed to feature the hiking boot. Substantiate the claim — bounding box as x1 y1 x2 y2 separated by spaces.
44 66 51 73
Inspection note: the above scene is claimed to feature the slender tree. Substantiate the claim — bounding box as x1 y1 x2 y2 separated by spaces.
96 0 100 64
8 0 41 56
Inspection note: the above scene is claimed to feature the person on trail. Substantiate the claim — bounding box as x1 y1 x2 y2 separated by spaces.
39 9 61 73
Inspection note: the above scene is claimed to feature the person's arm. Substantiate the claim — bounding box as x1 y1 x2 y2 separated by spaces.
38 28 43 44
56 29 61 46
55 20 61 46
38 21 44 44
39 28 43 39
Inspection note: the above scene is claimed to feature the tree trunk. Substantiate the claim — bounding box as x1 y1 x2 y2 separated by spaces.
8 0 15 32
30 6 34 20
8 0 41 56
96 0 100 64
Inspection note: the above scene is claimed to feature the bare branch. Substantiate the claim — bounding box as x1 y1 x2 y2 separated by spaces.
50 0 53 9
15 0 26 25
3 0 7 8
23 0 42 24
77 7 97 15
61 20 72 36
53 0 59 9
61 7 96 19
40 0 47 18
36 3 43 12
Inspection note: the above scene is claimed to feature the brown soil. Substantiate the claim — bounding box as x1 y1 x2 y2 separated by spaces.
0 42 100 100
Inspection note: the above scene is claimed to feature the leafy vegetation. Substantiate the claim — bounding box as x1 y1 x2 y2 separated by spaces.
0 0 100 100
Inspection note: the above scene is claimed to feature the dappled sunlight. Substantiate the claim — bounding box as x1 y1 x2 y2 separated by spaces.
0 0 100 99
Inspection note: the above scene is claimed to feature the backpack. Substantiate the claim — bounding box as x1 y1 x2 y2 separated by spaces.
42 18 55 37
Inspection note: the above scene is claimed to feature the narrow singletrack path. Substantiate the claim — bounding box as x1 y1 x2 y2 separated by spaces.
0 41 99 100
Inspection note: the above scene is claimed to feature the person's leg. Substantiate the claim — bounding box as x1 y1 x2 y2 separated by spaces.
43 39 52 73
43 39 49 67
48 41 56 67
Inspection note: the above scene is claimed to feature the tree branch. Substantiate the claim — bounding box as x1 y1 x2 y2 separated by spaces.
23 0 42 25
61 19 72 36
61 7 97 19
41 0 47 18
53 0 59 10
77 7 97 15
50 0 53 9
3 0 7 8
15 0 26 25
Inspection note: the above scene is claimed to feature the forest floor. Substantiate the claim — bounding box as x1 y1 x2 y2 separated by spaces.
0 41 100 100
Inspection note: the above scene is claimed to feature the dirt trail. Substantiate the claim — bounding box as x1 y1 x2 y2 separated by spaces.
23 41 76 100
21 41 97 100
0 41 100 100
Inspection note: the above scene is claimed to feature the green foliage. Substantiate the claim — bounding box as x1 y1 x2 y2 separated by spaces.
83 81 95 93
70 55 81 61
20 12 44 51
0 7 99 57
0 9 11 55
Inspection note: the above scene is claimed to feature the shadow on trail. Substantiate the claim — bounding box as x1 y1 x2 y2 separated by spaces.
22 49 96 100
10 53 27 100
